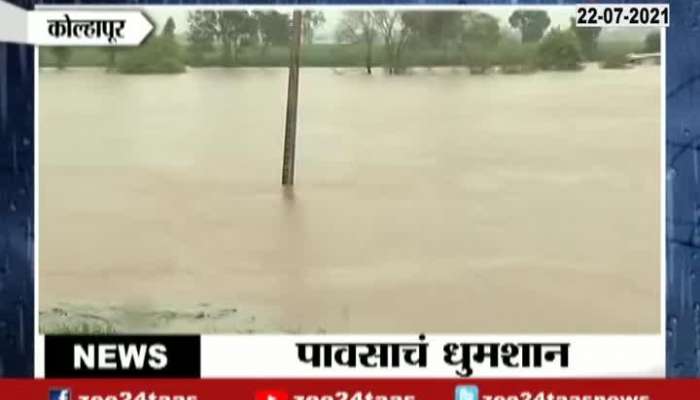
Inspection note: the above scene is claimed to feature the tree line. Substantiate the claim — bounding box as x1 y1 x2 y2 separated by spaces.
186 10 326 66
183 9 563 74
45 9 661 74
334 10 658 74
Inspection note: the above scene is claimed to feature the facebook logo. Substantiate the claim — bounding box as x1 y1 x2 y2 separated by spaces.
49 388 71 400
455 385 479 400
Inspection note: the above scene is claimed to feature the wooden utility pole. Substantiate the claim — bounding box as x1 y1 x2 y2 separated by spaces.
282 10 303 186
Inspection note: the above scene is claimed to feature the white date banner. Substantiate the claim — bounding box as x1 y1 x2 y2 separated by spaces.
575 4 669 27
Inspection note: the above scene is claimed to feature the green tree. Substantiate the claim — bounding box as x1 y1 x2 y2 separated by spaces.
371 11 420 74
508 10 551 43
401 11 464 63
644 30 661 53
118 16 185 74
463 44 494 74
186 11 257 65
219 11 257 64
536 28 583 71
424 11 464 48
462 11 501 48
186 11 215 64
336 11 376 74
162 17 176 39
253 11 290 57
495 38 537 74
160 16 180 63
117 35 185 74
51 47 72 70
461 11 501 73
302 11 326 45
570 18 602 61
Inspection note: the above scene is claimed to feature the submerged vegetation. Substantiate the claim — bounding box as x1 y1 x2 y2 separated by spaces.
117 36 186 74
117 17 186 74
536 29 583 71
39 9 659 75
494 39 538 74
600 52 631 69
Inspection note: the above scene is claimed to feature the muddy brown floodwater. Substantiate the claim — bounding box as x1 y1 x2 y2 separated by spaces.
39 66 660 334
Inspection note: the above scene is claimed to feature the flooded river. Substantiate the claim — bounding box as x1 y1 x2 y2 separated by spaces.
39 66 660 333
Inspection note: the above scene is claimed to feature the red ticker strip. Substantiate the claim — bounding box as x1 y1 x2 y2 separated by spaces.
0 379 695 400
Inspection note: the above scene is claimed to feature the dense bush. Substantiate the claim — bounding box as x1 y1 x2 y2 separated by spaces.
536 29 583 71
117 36 186 74
594 40 642 62
494 39 537 74
463 45 494 74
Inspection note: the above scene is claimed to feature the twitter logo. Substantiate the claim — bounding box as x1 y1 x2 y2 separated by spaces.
49 388 71 400
455 385 479 400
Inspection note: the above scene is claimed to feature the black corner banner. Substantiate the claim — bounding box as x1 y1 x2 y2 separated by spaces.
44 335 201 378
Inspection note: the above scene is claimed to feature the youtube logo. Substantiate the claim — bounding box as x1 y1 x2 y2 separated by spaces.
256 390 289 400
